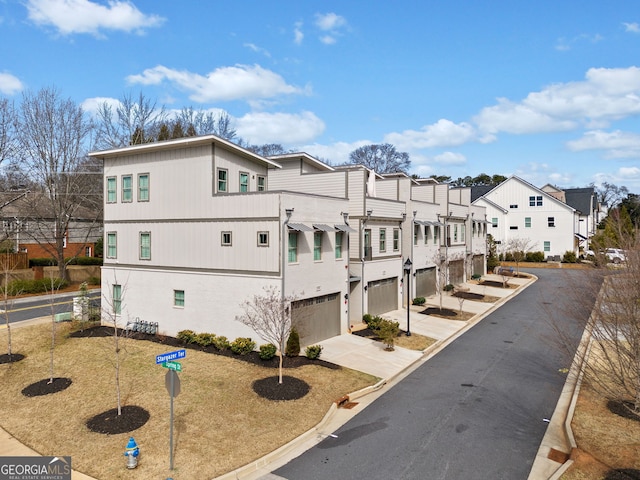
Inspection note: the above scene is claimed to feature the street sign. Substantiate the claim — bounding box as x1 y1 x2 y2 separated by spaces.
156 349 186 365
165 370 181 398
162 361 182 372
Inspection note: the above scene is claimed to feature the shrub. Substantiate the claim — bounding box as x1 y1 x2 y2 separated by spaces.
305 345 323 360
213 335 230 351
412 297 426 306
87 276 101 286
378 319 400 350
443 284 454 292
504 252 515 262
471 274 482 280
526 251 545 262
195 333 216 346
230 337 256 355
29 257 57 267
562 250 578 263
1 278 67 296
72 256 103 266
363 314 383 331
285 328 301 357
259 343 277 360
177 330 197 344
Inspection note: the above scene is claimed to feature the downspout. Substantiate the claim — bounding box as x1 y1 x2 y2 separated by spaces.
361 209 372 319
282 207 294 298
410 210 416 303
342 212 350 331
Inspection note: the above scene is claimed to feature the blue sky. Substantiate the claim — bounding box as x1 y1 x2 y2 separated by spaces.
1 1 640 193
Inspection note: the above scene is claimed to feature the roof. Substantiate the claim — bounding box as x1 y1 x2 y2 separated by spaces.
470 185 496 202
268 152 334 172
564 187 596 216
89 134 282 169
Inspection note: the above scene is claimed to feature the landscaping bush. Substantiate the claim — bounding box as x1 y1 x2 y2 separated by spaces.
259 343 277 360
378 319 400 351
363 314 383 331
195 333 216 346
29 258 57 267
177 329 198 344
87 276 101 286
230 337 256 355
471 273 482 280
503 252 515 262
285 328 301 357
1 278 67 296
305 345 323 360
412 297 426 306
213 335 230 351
71 256 103 266
443 284 454 292
562 250 578 263
526 251 545 262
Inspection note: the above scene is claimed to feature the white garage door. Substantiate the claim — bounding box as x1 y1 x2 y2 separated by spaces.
292 292 341 346
367 277 398 315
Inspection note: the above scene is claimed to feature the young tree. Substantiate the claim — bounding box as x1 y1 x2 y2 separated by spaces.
102 275 128 415
349 143 410 174
433 251 448 311
504 237 535 277
236 286 296 384
15 87 98 281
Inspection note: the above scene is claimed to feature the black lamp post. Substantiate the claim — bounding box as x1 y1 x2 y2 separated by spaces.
404 257 412 336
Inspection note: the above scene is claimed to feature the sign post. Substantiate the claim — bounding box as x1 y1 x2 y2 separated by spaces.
157 349 185 471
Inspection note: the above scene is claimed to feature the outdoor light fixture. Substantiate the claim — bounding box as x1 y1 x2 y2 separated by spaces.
403 257 413 336
285 208 294 219
342 211 349 224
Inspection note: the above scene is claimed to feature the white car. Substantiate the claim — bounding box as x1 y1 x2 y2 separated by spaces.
585 248 626 264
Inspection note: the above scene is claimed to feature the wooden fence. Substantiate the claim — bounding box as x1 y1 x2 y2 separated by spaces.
0 253 28 271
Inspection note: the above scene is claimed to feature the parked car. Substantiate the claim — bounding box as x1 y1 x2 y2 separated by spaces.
584 248 626 264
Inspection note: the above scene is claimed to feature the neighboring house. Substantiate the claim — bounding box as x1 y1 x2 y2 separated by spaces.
90 135 487 345
0 191 101 261
472 176 578 259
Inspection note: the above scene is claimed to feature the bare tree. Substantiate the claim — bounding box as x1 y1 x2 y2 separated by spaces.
349 143 410 174
0 98 17 167
433 251 448 311
236 286 295 384
504 237 535 277
45 275 65 383
102 275 128 415
15 87 99 281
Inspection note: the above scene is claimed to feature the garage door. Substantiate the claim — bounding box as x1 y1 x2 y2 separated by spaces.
473 255 485 276
415 267 437 297
449 259 464 285
292 292 340 346
367 277 398 315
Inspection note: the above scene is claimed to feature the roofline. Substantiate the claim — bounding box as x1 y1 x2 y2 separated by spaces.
267 152 335 171
89 134 282 169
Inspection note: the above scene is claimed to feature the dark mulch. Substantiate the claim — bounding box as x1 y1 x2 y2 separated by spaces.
480 280 513 288
419 307 458 317
86 405 150 434
604 469 640 480
453 291 484 301
352 328 409 341
252 375 310 401
607 399 640 422
68 325 339 370
0 353 26 364
22 377 72 397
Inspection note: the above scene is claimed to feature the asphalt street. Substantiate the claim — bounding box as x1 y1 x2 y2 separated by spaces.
272 269 590 480
0 291 100 324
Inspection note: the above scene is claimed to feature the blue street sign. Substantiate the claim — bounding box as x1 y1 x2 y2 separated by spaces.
156 349 186 365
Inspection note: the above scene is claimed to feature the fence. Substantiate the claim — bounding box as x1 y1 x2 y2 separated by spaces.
0 253 28 271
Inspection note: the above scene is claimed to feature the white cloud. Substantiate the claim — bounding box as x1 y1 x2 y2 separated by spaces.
314 12 347 44
475 66 640 135
566 130 640 159
25 0 164 36
555 33 603 51
244 43 271 58
0 72 23 95
297 140 370 165
80 96 120 116
433 151 467 165
623 22 640 33
127 64 309 103
237 111 325 145
293 21 304 45
384 119 487 149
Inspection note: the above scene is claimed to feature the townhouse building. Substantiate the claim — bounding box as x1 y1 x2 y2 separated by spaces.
91 135 487 346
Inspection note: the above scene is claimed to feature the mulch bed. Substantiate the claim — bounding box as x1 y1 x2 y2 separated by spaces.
252 376 310 401
419 307 459 317
0 353 26 364
86 405 150 435
21 377 72 397
452 291 484 301
480 280 516 289
607 399 640 422
604 469 640 480
351 328 408 341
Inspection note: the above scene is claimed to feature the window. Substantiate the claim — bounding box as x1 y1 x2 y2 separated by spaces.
461 225 465 242
548 217 555 227
525 217 531 228
217 169 228 192
413 224 419 245
492 218 498 228
335 231 343 259
113 284 122 314
509 204 518 209
257 175 266 191
510 226 519 230
221 231 232 246
140 232 151 260
138 173 149 201
239 172 249 192
544 241 551 252
433 225 439 244
288 231 298 262
107 177 117 203
364 229 372 259
106 232 117 258
424 225 430 244
530 195 543 206
379 228 386 252
174 290 185 307
257 232 269 246
453 224 458 242
314 232 322 260
85 246 92 257
122 175 132 202
393 228 400 251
